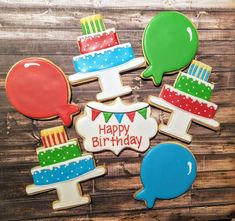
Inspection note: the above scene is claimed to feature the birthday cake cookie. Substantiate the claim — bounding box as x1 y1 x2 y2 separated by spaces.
69 14 145 101
26 126 106 210
149 60 220 142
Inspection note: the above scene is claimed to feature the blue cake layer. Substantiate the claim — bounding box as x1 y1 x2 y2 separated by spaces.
32 155 95 185
73 43 134 73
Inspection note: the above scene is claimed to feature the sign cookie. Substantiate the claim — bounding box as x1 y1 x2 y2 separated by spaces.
5 58 79 126
69 14 145 101
148 60 220 143
141 11 198 85
26 126 106 210
134 142 197 209
76 98 157 155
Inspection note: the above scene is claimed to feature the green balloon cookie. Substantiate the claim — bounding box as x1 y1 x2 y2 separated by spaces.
142 11 199 85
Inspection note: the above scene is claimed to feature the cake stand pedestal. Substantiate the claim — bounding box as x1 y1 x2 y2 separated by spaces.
69 57 145 101
149 96 220 143
26 166 106 210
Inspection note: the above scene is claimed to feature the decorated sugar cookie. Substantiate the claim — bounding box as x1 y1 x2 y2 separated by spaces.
69 14 145 101
148 60 220 143
134 142 197 209
141 11 198 85
26 126 106 210
5 58 79 126
76 98 157 155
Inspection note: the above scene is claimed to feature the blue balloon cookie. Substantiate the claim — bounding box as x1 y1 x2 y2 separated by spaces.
134 142 197 208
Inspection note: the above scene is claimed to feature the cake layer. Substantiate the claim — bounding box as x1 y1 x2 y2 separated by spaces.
174 72 214 101
160 85 217 118
73 43 134 73
37 140 82 167
77 28 119 54
32 155 95 185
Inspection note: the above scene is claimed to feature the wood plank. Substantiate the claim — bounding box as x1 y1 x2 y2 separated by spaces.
0 9 235 30
0 54 234 73
0 0 235 10
0 40 234 55
1 28 235 42
1 188 235 220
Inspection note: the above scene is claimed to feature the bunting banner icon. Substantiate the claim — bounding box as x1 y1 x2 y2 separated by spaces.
76 98 158 155
89 106 149 124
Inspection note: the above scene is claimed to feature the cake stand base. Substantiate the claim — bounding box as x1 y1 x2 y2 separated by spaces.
69 57 145 101
26 166 106 210
149 96 220 143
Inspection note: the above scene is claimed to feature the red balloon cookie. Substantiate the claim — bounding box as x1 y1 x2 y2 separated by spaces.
6 58 79 126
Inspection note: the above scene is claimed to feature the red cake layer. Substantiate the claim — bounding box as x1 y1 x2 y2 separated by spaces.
160 85 217 118
77 28 119 54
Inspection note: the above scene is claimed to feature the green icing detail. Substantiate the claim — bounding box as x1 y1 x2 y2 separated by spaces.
38 142 82 167
174 74 213 101
103 112 113 123
142 11 198 85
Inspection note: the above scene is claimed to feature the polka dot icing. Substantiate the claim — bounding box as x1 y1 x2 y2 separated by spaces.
77 28 119 54
160 85 217 118
37 140 81 167
73 43 134 73
32 155 95 185
174 72 213 101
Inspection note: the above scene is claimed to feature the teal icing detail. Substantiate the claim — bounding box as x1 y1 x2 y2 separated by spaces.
135 143 197 208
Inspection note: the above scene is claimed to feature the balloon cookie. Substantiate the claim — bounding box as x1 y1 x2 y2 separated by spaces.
5 58 79 126
26 126 106 210
134 142 197 209
76 98 157 155
148 60 220 143
69 14 145 101
141 11 198 85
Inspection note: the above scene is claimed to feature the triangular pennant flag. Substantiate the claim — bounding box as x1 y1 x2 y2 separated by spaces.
114 113 124 123
126 111 136 122
92 108 101 121
138 107 147 120
103 112 113 123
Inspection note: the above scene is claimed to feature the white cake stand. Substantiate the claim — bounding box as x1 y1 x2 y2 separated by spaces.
69 57 145 101
148 96 220 143
26 166 106 210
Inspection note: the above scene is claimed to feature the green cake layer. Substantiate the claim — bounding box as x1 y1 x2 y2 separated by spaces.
37 140 82 167
174 72 214 101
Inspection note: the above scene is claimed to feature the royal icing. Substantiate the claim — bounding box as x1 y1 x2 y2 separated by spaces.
76 98 157 155
141 11 198 85
5 58 79 126
148 60 220 143
69 14 145 101
135 142 197 209
77 28 119 54
26 126 106 210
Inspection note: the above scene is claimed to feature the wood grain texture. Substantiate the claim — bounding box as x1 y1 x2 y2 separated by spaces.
0 1 235 220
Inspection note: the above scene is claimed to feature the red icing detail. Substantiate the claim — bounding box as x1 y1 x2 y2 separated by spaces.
57 132 62 144
6 58 80 126
92 109 101 121
126 111 136 122
42 136 48 148
51 134 56 146
61 131 67 143
160 86 216 118
78 30 119 54
46 135 52 147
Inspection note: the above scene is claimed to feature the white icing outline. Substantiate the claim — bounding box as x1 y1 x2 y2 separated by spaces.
75 98 158 155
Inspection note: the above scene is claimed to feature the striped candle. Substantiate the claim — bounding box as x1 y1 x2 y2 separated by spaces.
40 126 68 148
187 60 212 82
80 14 106 35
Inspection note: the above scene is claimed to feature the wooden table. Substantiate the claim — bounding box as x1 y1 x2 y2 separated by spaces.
0 1 235 220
